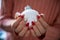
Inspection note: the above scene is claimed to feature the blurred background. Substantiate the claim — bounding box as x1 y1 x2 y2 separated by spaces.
0 0 11 40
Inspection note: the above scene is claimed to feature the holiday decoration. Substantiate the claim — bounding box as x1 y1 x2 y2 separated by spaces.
14 5 45 37
15 5 44 28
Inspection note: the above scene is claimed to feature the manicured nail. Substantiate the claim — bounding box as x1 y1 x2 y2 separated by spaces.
18 15 24 18
37 15 40 19
32 21 35 25
26 23 29 27
15 31 18 35
28 27 30 30
30 27 33 29
27 26 33 30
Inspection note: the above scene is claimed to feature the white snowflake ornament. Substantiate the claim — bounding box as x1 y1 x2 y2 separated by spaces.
15 5 44 28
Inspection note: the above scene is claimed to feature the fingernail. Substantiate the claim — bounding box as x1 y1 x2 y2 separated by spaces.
27 26 33 30
15 31 18 35
18 15 24 18
30 27 33 29
37 15 40 19
28 27 30 30
32 21 35 25
26 23 29 27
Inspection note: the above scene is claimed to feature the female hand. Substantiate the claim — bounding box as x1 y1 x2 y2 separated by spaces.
12 16 47 38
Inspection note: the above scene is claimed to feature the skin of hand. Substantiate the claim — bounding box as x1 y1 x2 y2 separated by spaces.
12 9 47 37
11 16 47 38
1 15 49 40
1 14 47 38
11 17 28 37
29 17 47 37
2 15 59 40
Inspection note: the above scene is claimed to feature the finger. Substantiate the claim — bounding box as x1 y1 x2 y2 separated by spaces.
15 12 21 19
15 20 26 33
24 30 30 37
35 21 46 34
38 17 49 28
11 17 22 28
19 27 28 37
30 29 36 37
33 25 41 37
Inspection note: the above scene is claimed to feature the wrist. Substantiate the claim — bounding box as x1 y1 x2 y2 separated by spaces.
1 19 15 32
